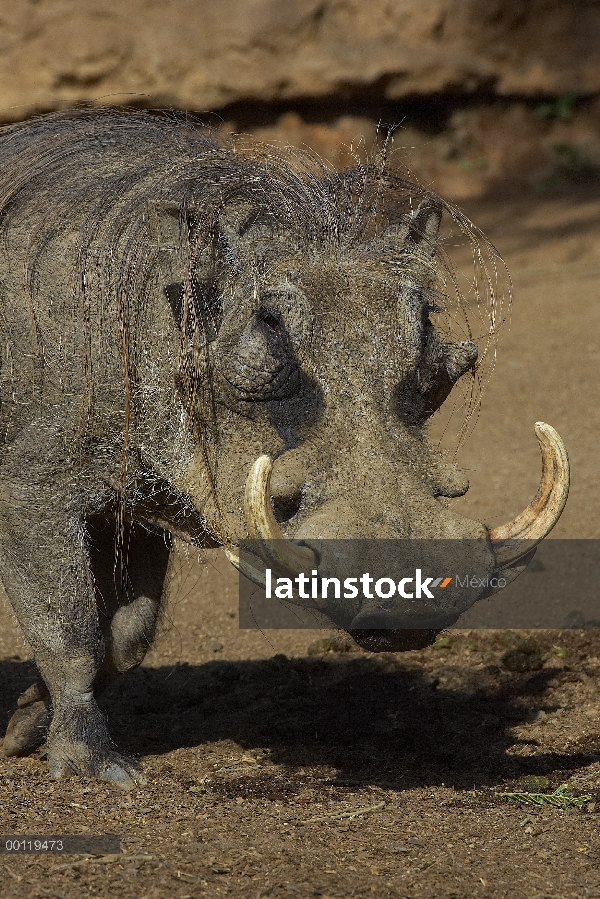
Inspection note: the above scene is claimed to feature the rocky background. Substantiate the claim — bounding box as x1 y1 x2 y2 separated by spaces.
1 0 599 198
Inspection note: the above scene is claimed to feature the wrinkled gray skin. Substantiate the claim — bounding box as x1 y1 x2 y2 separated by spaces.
0 110 497 787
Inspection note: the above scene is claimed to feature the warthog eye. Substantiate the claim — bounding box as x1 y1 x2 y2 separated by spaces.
258 309 284 337
422 297 442 322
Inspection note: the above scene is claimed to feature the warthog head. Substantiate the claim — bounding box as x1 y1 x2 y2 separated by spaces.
145 139 568 648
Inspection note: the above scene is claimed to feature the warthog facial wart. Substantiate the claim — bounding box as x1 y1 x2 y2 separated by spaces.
0 109 569 787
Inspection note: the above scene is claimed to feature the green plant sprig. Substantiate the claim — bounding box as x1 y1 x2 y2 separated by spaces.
496 783 592 809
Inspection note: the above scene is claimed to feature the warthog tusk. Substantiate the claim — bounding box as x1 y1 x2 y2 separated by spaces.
244 455 318 576
222 547 268 588
489 422 569 568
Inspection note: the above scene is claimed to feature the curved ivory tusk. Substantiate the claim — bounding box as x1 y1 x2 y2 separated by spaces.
223 547 268 589
245 455 318 576
489 422 569 568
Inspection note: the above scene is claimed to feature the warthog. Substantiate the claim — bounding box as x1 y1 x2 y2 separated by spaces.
0 110 568 787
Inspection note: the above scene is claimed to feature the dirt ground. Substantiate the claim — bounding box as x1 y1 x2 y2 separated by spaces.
2 179 600 898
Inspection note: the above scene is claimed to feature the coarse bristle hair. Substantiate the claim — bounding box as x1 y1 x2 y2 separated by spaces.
0 106 508 464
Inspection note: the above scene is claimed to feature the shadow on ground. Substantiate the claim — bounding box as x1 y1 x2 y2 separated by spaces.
3 653 597 792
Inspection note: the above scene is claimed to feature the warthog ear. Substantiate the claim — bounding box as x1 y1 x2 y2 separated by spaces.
405 200 442 254
379 199 442 255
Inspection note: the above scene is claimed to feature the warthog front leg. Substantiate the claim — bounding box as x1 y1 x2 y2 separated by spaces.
3 512 171 785
0 448 168 787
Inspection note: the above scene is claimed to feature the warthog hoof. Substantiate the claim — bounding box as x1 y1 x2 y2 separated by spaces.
46 703 146 790
4 700 52 757
47 749 147 790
